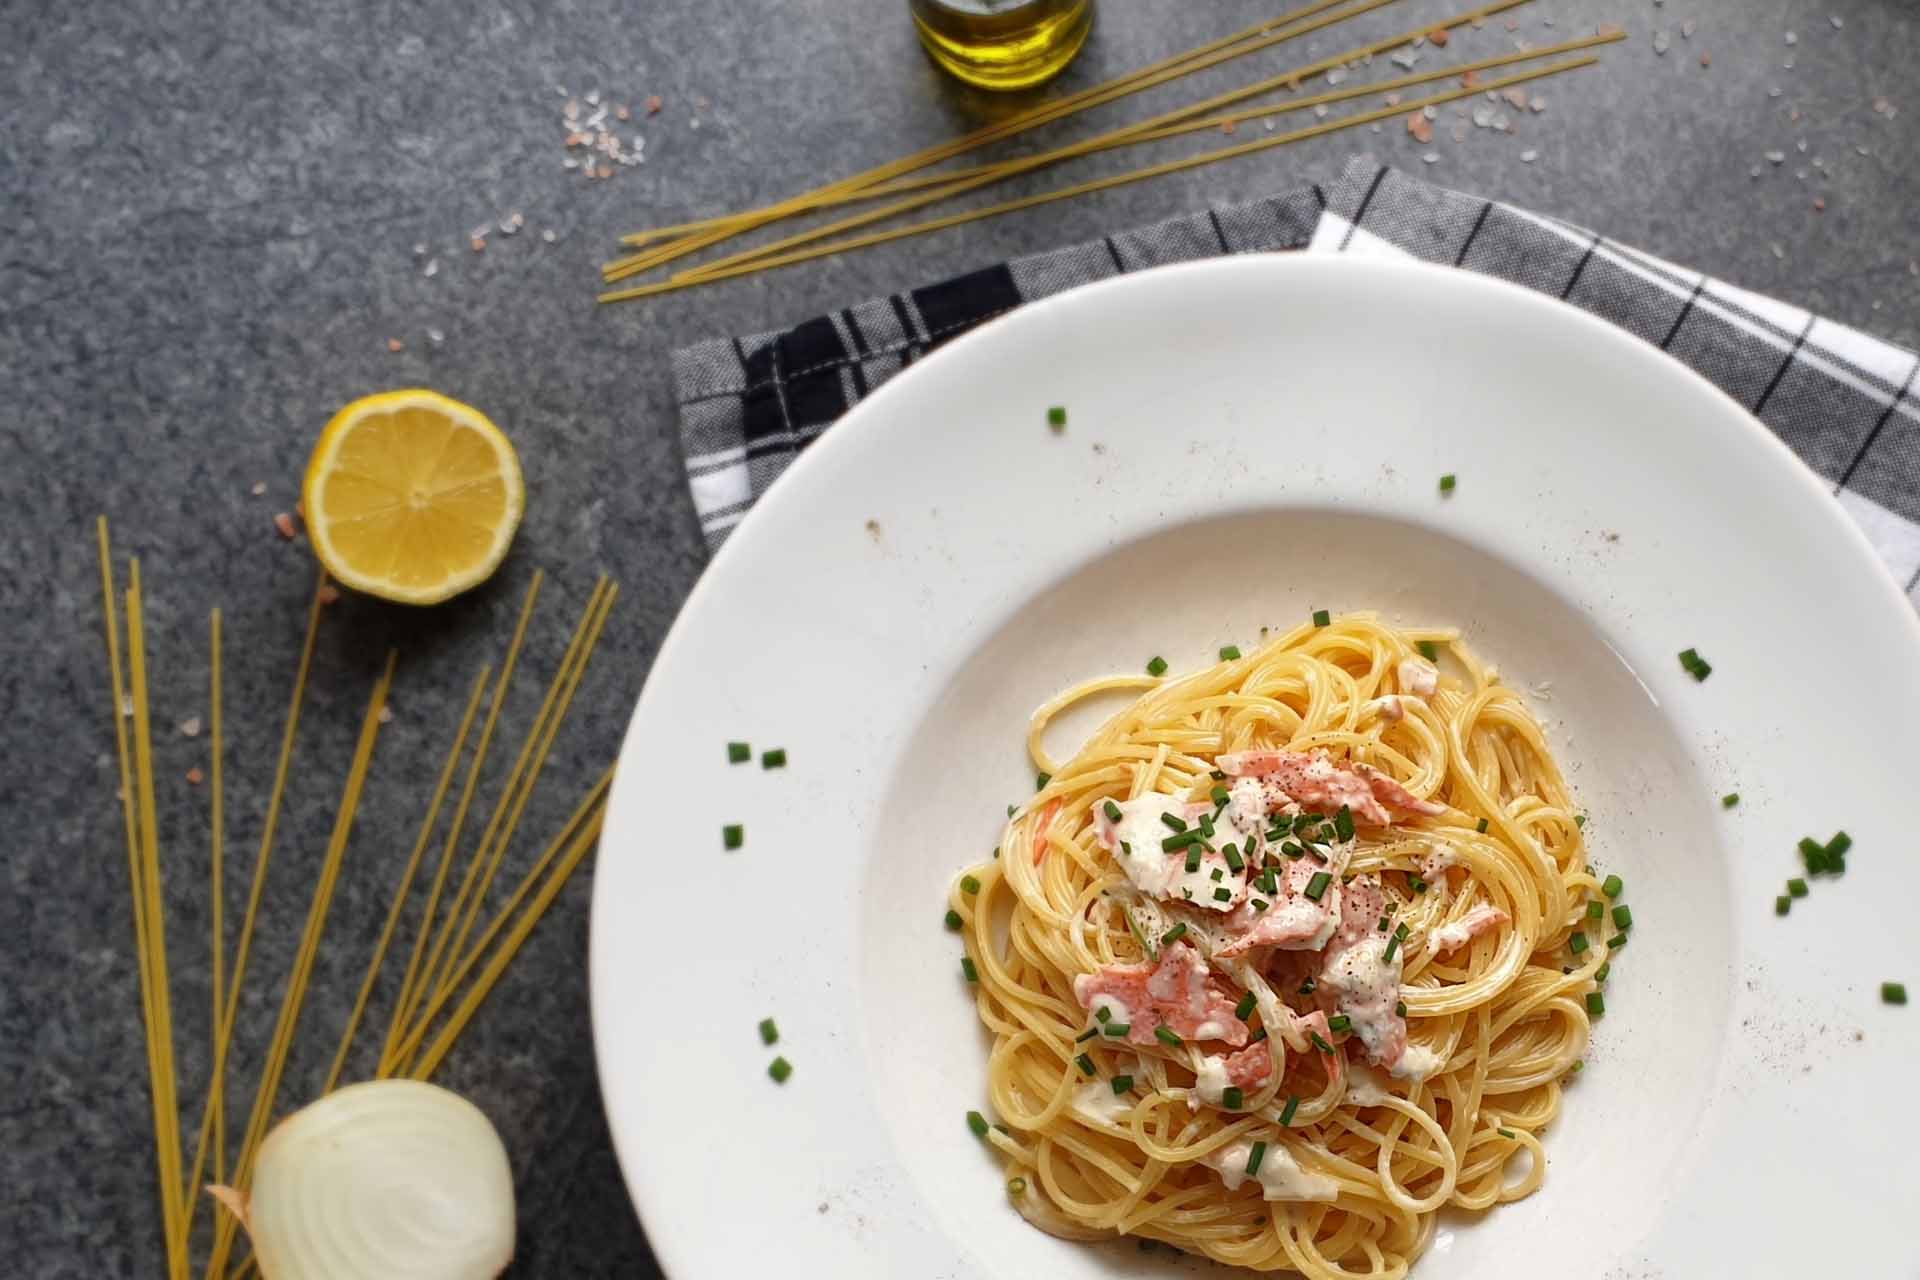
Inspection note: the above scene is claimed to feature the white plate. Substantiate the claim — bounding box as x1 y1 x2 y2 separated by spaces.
591 256 1920 1278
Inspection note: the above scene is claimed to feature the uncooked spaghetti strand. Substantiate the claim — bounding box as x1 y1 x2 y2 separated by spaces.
424 582 618 1020
207 651 397 1280
609 0 1382 264
407 805 608 1083
183 570 327 1227
399 577 610 1071
320 664 492 1095
382 572 544 1062
208 609 226 1188
126 562 189 1280
608 0 1535 290
384 768 614 1071
95 523 182 1276
603 52 1592 302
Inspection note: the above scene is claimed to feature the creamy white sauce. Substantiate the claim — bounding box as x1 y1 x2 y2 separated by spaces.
1089 993 1133 1027
1396 657 1438 697
1364 694 1405 722
1417 842 1457 886
1346 1063 1391 1107
1206 1140 1340 1202
1072 1080 1133 1125
1191 1054 1230 1109
1390 1044 1442 1082
1321 933 1401 1062
1430 921 1475 952
1104 792 1250 914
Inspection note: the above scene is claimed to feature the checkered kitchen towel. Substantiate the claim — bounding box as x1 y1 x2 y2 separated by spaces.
672 156 1920 607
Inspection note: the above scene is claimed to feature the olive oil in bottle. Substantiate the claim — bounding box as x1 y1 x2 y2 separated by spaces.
908 0 1094 91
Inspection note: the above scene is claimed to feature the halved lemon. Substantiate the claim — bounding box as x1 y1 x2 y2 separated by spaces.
302 389 525 605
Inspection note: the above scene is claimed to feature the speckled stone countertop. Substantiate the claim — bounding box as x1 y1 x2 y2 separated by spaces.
2 0 1913 1273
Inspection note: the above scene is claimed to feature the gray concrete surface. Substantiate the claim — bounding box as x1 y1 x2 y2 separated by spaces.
2 0 1914 1274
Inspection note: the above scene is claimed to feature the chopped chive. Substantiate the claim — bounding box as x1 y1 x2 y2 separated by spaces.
1222 1086 1244 1110
1721 792 1738 808
1260 869 1279 895
1186 848 1202 874
769 1056 792 1083
1497 1126 1516 1138
1417 639 1439 661
1292 812 1319 835
1007 1176 1028 1196
1334 805 1355 842
1310 1031 1335 1054
1594 962 1610 982
1587 901 1604 920
1475 817 1489 834
1775 894 1791 916
1147 656 1168 677
759 1017 779 1045
1395 1000 1407 1017
1252 897 1270 912
1007 804 1017 817
1245 1140 1268 1176
1096 1007 1112 1023
1585 992 1605 1016
1198 812 1215 838
1110 1074 1134 1095
1800 837 1829 874
1678 648 1712 681
1884 982 1908 1006
722 823 744 850
1601 874 1624 898
961 957 979 982
1312 609 1331 628
1162 812 1188 833
1236 992 1257 1020
1410 875 1428 894
960 875 981 896
1210 784 1230 806
1223 844 1245 872
1161 923 1189 947
1826 830 1853 859
1575 813 1588 829
1047 405 1067 428
1304 871 1332 901
1219 645 1242 661
1211 866 1225 881
1610 931 1628 950
761 747 787 769
1377 915 1391 933
1279 1095 1300 1126
1155 1026 1183 1048
1298 977 1317 996
1162 830 1198 853
1104 799 1123 823
1570 932 1589 955
1104 1023 1131 1038
967 1110 989 1138
1213 887 1233 902
1075 1027 1098 1044
1076 1052 1096 1074
1570 1060 1584 1073
727 741 751 764
1787 877 1808 898
1328 1014 1352 1032
1250 1026 1269 1043
1036 772 1051 790
944 909 962 931
1383 930 1403 963
1611 904 1633 930
1439 473 1457 494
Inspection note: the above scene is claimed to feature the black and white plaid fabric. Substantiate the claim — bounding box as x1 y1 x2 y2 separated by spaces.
673 156 1920 608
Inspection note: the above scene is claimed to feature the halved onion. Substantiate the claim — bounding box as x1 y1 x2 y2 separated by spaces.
211 1079 514 1279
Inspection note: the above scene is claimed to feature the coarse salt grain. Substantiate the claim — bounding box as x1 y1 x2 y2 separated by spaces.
1652 30 1670 54
1407 112 1434 143
616 104 631 120
388 337 404 353
1422 151 1440 164
1681 20 1694 38
187 767 204 785
1521 149 1538 162
412 242 428 256
1311 106 1327 120
180 717 202 737
646 95 663 114
1783 31 1797 45
423 259 438 277
427 327 445 344
1700 51 1711 67
1830 15 1842 28
1812 197 1826 211
274 512 298 540
379 705 394 724
1771 243 1785 259
251 481 267 496
541 229 557 243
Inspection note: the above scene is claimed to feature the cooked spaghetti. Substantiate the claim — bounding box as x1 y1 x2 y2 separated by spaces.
949 613 1613 1276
